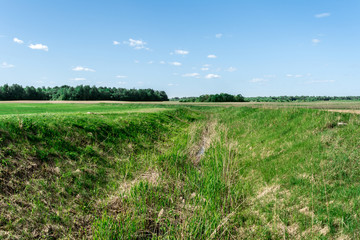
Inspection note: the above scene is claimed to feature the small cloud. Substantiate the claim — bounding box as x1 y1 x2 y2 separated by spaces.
205 73 221 79
307 80 335 83
148 61 154 64
312 39 320 44
250 78 268 83
116 75 127 79
29 43 48 51
168 83 179 86
264 74 276 78
182 73 200 78
173 49 189 55
201 67 209 71
134 60 140 64
118 81 127 85
226 67 237 72
215 33 223 38
72 66 95 72
71 77 86 81
286 74 303 78
123 38 149 50
207 54 217 59
113 40 120 45
315 13 331 18
1 62 15 68
13 37 24 44
169 62 182 66
159 61 166 64
203 64 211 67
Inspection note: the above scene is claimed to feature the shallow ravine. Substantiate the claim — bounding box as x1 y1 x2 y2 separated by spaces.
2 106 360 239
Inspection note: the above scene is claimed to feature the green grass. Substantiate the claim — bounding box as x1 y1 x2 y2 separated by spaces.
0 103 171 115
1 103 360 239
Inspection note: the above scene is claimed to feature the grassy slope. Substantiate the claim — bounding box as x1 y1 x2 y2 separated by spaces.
197 107 360 239
0 107 203 239
1 104 360 239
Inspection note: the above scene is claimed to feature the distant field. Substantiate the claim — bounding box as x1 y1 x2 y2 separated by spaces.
1 102 360 239
1 100 360 113
0 102 171 115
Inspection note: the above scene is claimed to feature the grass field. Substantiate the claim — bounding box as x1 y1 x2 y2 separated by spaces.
1 102 360 239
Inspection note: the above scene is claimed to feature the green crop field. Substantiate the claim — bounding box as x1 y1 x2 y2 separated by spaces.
1 102 360 239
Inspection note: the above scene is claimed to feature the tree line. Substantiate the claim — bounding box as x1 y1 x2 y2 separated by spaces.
245 96 360 102
172 93 245 102
172 94 360 102
0 84 169 101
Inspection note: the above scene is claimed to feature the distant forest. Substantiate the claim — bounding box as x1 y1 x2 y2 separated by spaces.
0 84 168 101
172 94 360 102
245 96 360 102
172 93 246 102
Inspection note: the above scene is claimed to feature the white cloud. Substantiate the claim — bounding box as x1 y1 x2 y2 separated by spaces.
182 73 200 78
264 74 276 78
116 75 127 79
315 13 331 18
307 80 335 83
1 62 15 68
118 81 127 85
71 77 86 81
226 67 237 72
113 40 120 45
159 61 166 64
207 54 217 59
134 60 140 64
201 67 209 71
13 37 23 44
148 61 154 64
168 83 179 86
286 74 303 78
203 64 211 67
250 78 268 83
29 43 48 51
169 62 182 66
173 49 189 55
312 39 320 44
72 66 95 72
215 33 223 38
205 73 221 79
123 38 149 50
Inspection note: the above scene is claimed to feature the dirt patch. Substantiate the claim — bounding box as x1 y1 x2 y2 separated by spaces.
256 185 280 199
299 206 315 217
301 225 330 237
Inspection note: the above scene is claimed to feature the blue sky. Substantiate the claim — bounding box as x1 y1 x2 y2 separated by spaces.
0 0 360 97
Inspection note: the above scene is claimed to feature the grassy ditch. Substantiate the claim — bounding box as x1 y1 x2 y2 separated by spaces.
1 105 360 239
